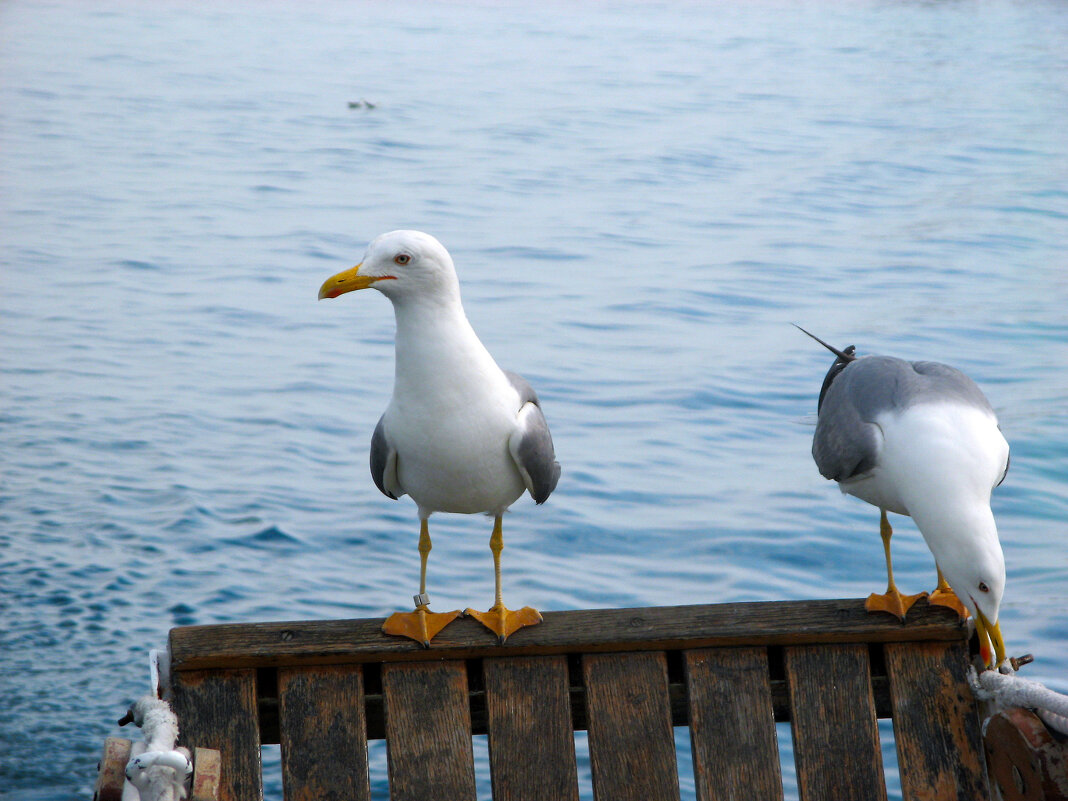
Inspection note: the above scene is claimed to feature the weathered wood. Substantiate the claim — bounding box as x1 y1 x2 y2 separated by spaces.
885 640 987 801
278 664 370 801
265 657 895 744
786 644 887 801
93 736 131 801
984 707 1068 801
583 651 680 801
483 655 580 801
685 647 783 801
171 668 261 801
382 661 477 801
160 599 996 801
169 598 965 671
190 747 222 801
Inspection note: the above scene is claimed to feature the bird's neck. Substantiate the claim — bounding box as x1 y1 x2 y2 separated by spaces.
909 495 1002 575
390 295 501 394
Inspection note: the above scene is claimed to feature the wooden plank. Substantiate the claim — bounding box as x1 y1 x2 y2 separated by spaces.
278 664 370 801
685 647 783 801
190 747 222 801
169 598 965 671
885 641 987 801
171 668 261 801
583 651 680 801
785 644 886 801
484 655 580 801
382 661 477 801
281 662 894 744
93 737 132 801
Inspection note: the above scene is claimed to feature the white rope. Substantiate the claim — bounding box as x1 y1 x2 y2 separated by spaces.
970 666 1068 736
121 694 191 800
125 750 193 799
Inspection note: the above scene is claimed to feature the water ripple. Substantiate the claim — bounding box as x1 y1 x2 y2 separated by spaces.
3 2 1067 799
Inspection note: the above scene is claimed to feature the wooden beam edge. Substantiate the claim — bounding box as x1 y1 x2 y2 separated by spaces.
169 597 968 672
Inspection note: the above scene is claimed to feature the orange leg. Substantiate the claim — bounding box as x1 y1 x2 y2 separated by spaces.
464 515 542 644
381 518 462 647
865 510 927 622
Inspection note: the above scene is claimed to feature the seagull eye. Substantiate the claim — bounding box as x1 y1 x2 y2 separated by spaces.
394 254 411 265
978 581 989 593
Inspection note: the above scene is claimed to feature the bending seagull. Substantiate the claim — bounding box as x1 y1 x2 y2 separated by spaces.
797 326 1009 668
319 230 560 646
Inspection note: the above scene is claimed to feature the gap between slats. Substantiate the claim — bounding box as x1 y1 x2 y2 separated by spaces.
252 645 895 745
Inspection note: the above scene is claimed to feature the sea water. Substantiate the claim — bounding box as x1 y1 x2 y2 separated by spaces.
2 1 1066 798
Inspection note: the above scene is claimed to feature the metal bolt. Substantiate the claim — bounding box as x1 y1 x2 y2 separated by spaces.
1009 653 1034 671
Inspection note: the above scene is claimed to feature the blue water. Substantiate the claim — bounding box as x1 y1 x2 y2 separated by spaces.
2 1 1067 798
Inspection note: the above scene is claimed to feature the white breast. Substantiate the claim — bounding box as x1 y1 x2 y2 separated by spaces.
385 300 526 516
841 401 1008 518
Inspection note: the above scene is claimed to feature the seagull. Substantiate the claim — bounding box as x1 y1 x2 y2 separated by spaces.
319 230 560 646
797 325 1009 668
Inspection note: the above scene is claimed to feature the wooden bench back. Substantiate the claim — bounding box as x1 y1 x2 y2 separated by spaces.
168 599 988 801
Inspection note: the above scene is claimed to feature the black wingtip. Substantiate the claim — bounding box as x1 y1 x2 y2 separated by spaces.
792 323 857 362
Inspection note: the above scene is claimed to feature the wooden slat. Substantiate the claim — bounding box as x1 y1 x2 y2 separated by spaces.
685 647 783 801
171 668 261 801
382 661 477 801
278 664 370 801
93 737 132 801
169 598 966 671
583 651 680 801
785 644 886 801
190 747 222 801
885 640 987 800
484 655 580 801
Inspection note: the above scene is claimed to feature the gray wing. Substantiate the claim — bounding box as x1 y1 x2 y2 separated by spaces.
370 415 403 500
505 371 561 504
812 356 904 482
812 374 882 482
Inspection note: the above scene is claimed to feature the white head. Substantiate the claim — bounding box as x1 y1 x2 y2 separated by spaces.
928 513 1006 668
318 230 460 306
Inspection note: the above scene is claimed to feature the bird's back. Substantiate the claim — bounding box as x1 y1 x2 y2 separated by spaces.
814 355 1002 488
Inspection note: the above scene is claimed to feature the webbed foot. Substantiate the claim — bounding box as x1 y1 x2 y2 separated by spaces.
464 604 542 644
865 588 927 623
382 604 462 647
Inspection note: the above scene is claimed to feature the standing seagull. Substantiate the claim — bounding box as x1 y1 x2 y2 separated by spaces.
319 231 560 646
798 326 1009 668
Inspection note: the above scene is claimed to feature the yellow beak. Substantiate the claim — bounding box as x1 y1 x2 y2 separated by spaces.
318 263 394 299
974 607 1006 669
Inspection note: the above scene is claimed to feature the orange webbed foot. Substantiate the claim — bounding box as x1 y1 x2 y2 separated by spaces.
464 604 542 644
865 588 928 623
382 604 462 647
928 585 970 621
